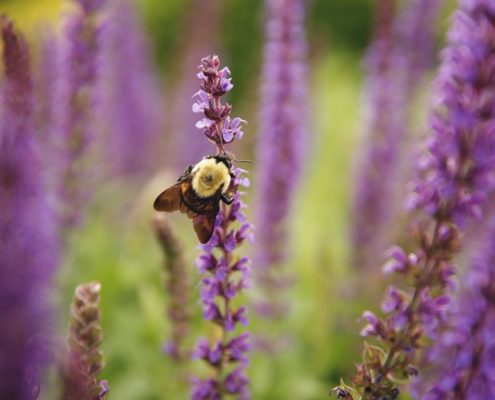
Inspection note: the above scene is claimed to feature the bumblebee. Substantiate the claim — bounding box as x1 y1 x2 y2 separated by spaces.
153 155 236 243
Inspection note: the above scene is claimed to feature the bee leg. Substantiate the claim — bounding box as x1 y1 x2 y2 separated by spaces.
177 165 194 182
221 193 234 205
185 164 193 174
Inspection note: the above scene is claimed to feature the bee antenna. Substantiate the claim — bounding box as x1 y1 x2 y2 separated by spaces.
232 158 254 164
218 151 254 164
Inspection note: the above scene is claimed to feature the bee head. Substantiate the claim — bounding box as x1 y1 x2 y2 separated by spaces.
191 157 232 198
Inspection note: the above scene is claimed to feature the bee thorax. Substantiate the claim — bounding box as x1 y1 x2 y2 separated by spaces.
203 174 213 183
191 158 231 198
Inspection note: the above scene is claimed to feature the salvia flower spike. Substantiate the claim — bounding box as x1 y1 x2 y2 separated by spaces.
0 17 59 399
191 55 253 400
153 216 191 365
56 0 105 229
412 213 495 399
63 282 109 400
335 0 495 397
192 55 245 154
351 0 444 270
97 0 164 176
253 0 308 322
413 2 495 398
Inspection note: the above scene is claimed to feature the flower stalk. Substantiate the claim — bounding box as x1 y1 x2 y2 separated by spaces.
351 0 443 270
412 212 495 399
62 282 109 400
191 55 252 400
192 55 245 154
335 0 495 397
153 216 191 365
0 17 59 399
57 0 106 229
253 0 308 322
98 0 164 176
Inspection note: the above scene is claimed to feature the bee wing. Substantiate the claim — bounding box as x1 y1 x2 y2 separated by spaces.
154 175 218 243
153 183 182 212
180 203 197 218
154 179 199 219
193 213 217 244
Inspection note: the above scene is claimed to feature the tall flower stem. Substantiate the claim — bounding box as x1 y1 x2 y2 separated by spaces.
335 0 495 398
0 17 59 399
191 55 252 400
98 0 164 176
253 0 308 323
153 216 191 367
57 0 105 230
351 0 443 270
62 282 109 400
412 212 495 399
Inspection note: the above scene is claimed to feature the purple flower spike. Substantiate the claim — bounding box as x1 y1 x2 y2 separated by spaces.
62 282 109 399
153 216 191 366
191 55 252 399
413 216 495 398
97 0 164 176
194 55 245 152
335 0 495 398
33 30 60 172
351 0 444 270
407 0 495 224
0 18 59 399
253 0 308 333
56 0 106 229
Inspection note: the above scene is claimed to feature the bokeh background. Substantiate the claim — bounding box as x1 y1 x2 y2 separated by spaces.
1 0 456 399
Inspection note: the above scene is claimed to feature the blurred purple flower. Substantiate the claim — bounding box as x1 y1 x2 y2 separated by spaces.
253 0 308 322
153 216 191 366
413 215 495 399
0 18 59 399
62 282 109 399
97 0 164 176
395 0 444 91
406 0 495 223
55 0 105 229
33 30 59 157
79 0 105 13
191 55 252 399
351 0 443 270
336 0 495 397
33 30 65 227
410 4 495 397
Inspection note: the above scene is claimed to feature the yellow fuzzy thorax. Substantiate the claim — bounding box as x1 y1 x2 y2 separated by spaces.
191 158 231 198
